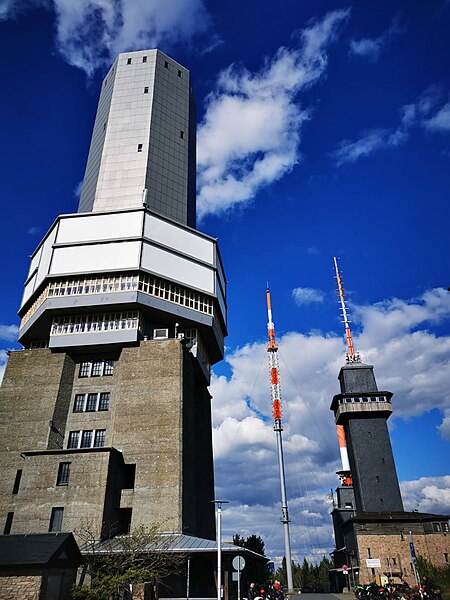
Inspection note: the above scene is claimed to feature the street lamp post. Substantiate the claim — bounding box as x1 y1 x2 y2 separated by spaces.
213 500 229 600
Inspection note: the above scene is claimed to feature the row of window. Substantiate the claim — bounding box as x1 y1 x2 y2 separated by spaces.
125 55 183 78
51 312 140 336
67 429 106 449
22 273 214 327
338 395 390 405
74 392 110 412
79 359 114 378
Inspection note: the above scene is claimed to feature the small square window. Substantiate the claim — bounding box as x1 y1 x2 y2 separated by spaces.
99 392 110 411
49 507 64 532
127 58 132 65
94 430 106 448
144 87 149 94
104 360 114 376
86 393 97 412
143 56 147 63
104 78 107 86
164 61 169 68
68 431 80 449
103 122 107 131
80 430 93 448
79 362 91 378
180 131 184 139
91 360 103 377
56 462 71 486
137 144 143 152
178 69 182 78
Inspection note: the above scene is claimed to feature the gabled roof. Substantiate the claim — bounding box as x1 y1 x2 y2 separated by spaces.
0 533 82 567
81 533 266 560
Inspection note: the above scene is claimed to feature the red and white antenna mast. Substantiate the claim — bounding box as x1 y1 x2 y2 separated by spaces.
266 288 293 592
333 257 360 364
333 258 355 486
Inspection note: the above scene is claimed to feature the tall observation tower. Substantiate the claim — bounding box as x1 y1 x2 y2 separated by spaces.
0 49 227 543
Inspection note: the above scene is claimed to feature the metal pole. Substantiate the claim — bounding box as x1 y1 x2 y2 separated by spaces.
274 421 294 592
187 557 190 600
214 500 229 600
237 565 241 600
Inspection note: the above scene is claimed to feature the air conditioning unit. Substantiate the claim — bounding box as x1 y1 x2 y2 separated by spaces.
153 328 169 340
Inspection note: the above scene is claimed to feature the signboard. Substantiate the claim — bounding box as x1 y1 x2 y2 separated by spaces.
409 541 417 559
232 556 246 571
232 573 240 581
366 558 381 568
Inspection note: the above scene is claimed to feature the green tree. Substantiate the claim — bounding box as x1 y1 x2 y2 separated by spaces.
232 533 266 587
73 523 188 599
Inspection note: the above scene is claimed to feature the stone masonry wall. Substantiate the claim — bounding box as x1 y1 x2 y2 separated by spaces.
356 530 450 585
0 574 42 600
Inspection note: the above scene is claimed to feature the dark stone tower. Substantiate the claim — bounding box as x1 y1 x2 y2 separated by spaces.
330 362 403 514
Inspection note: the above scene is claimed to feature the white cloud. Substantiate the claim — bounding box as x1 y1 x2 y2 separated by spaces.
401 476 450 514
292 287 324 306
1 0 211 76
424 100 450 132
331 88 446 166
349 16 403 62
212 288 450 559
0 324 19 342
0 350 9 384
197 9 350 218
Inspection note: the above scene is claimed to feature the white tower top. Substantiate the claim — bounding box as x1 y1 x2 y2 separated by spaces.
78 49 196 227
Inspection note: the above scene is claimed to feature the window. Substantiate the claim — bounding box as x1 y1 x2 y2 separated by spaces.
433 522 442 532
444 553 449 564
178 69 182 77
12 470 22 495
86 393 97 412
104 360 114 375
80 362 91 378
80 430 93 448
400 532 405 541
49 507 64 532
180 131 184 139
164 61 169 68
367 548 372 558
68 431 80 449
4 512 13 535
94 430 106 448
127 58 132 65
99 392 110 411
91 360 103 377
142 56 147 63
56 462 71 485
137 144 143 152
144 86 149 93
73 394 85 412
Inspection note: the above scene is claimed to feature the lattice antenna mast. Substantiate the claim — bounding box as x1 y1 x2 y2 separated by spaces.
333 257 360 363
266 288 293 592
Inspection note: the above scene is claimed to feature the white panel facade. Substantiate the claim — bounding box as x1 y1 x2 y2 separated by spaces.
57 211 143 244
50 242 141 275
141 243 214 294
144 213 213 264
36 226 57 291
21 273 37 307
28 245 42 278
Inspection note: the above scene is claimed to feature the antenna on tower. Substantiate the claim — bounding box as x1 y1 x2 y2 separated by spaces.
333 257 360 363
265 288 294 592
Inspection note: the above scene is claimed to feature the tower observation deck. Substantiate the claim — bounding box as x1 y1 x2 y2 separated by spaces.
0 50 226 542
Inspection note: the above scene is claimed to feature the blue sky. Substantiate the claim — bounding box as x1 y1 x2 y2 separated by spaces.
1 0 450 564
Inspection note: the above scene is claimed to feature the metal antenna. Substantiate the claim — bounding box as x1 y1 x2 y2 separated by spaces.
266 288 294 592
333 257 360 363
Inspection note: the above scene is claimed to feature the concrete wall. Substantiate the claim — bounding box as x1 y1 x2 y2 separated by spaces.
0 340 215 540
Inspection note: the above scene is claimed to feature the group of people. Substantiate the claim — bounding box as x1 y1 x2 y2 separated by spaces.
247 580 285 600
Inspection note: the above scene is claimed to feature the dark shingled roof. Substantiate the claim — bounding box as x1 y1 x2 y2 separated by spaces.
0 533 82 567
